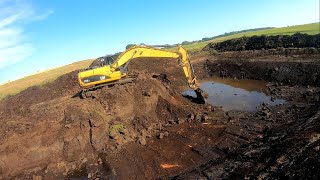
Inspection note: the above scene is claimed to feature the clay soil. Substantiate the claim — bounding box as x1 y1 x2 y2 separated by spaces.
0 46 320 179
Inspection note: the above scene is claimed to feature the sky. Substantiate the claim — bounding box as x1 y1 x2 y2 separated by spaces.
0 0 319 84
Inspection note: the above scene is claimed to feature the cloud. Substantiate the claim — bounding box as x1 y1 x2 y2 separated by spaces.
0 0 53 68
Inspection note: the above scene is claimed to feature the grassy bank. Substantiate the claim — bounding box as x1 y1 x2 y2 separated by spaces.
0 59 93 99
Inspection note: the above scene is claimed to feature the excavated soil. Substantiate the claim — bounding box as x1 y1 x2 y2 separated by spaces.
0 44 320 179
0 64 218 179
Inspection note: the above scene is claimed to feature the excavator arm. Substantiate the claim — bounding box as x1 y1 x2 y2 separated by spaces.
177 46 199 89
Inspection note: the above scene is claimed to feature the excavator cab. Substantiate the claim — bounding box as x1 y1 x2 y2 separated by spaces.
89 54 120 68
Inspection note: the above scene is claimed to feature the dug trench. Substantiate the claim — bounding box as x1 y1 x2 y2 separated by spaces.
0 47 319 179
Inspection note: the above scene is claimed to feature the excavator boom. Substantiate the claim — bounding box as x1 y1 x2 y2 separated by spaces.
110 46 180 71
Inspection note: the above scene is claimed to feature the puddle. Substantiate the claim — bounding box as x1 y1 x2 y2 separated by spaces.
182 77 286 112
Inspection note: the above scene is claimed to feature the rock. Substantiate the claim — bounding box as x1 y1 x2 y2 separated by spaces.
138 137 147 145
276 155 288 165
142 90 151 97
189 113 195 121
164 132 169 137
177 118 185 124
307 133 320 146
271 96 275 102
116 145 122 150
141 129 148 137
82 158 88 163
98 158 102 165
88 173 93 178
122 128 129 136
158 133 165 139
114 134 125 145
195 113 202 122
261 109 271 116
158 132 169 139
205 105 215 112
201 113 209 122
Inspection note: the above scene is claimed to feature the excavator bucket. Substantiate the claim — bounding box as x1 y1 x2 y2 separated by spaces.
194 88 207 104
182 88 207 104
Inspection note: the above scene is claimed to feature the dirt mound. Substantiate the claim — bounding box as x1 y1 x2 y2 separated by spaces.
0 71 81 117
0 70 206 179
203 33 320 52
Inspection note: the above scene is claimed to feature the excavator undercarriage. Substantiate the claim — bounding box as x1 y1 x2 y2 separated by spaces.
80 77 135 98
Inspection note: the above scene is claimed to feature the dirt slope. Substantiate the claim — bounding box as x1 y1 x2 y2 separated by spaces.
0 61 214 179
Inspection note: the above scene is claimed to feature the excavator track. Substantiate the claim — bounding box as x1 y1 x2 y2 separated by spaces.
81 77 135 98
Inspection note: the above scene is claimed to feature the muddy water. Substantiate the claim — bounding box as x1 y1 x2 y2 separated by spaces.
183 77 286 111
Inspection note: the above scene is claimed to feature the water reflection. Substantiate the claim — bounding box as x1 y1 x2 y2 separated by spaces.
183 78 286 112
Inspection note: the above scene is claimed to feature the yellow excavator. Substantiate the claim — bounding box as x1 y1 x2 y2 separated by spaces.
78 45 205 102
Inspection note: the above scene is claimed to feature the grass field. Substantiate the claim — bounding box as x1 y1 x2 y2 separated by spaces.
182 22 320 52
0 59 93 99
0 22 318 99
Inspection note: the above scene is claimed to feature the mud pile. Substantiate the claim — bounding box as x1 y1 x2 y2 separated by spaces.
0 71 81 116
0 70 204 179
203 33 320 52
